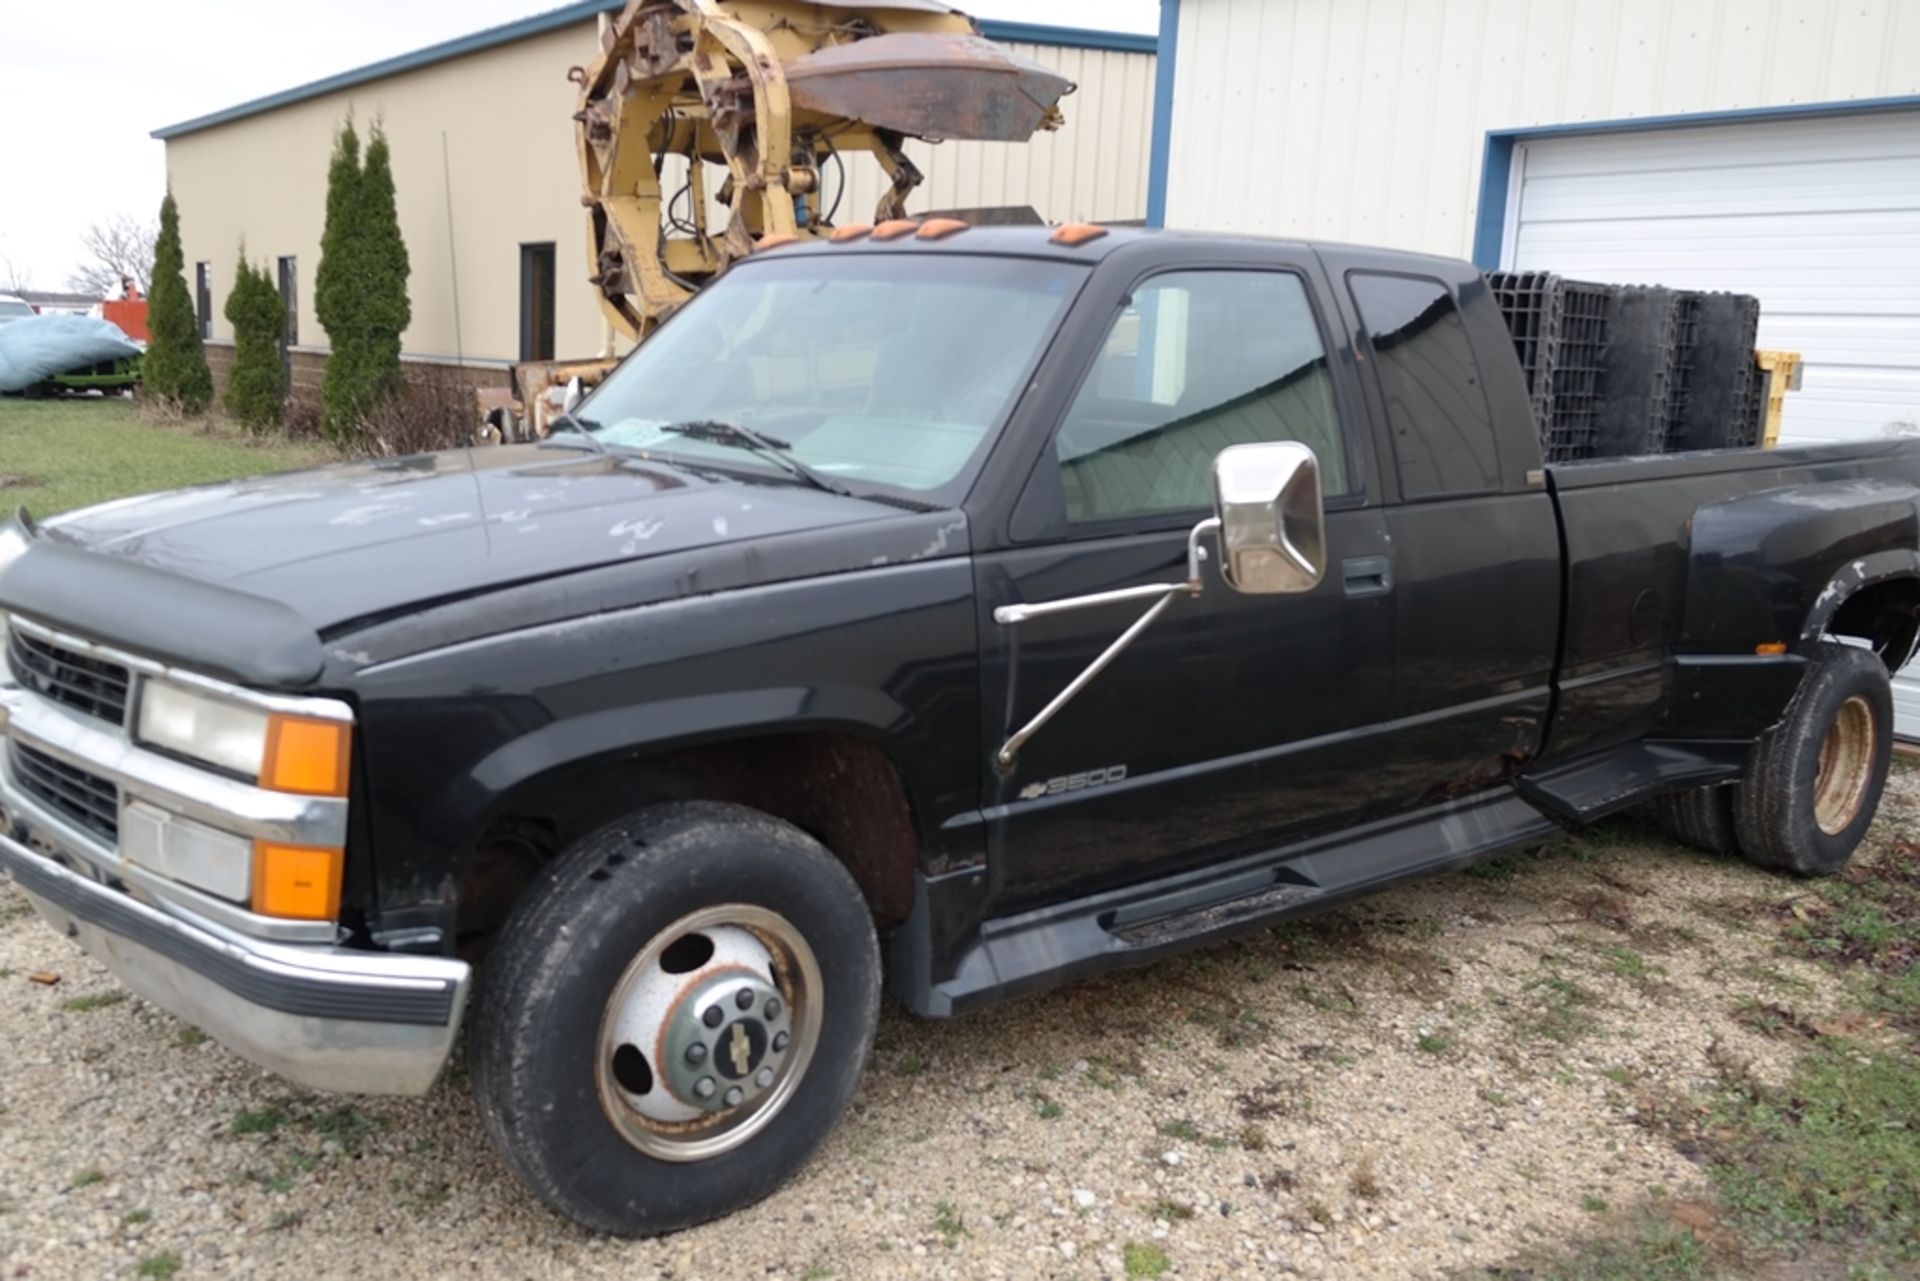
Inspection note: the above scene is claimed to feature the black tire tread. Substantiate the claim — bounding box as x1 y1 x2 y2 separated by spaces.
1733 644 1893 877
469 801 880 1236
1656 784 1740 856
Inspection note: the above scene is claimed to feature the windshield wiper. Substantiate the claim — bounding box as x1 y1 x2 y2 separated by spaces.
658 420 854 497
536 413 608 455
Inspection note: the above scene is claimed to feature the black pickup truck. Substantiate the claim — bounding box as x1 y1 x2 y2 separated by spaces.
3 226 1917 1235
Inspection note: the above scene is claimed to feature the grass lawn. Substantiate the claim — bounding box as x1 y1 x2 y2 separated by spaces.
0 397 338 518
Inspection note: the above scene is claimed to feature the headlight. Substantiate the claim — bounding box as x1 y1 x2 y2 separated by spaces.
139 679 354 797
138 681 271 777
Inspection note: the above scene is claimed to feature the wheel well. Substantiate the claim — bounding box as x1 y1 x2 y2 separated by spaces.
1826 578 1920 673
457 731 920 956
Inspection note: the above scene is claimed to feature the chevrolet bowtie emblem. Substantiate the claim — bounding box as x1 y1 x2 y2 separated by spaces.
728 1021 751 1076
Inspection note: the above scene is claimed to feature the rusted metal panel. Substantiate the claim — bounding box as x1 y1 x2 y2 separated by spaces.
784 34 1072 142
807 0 960 10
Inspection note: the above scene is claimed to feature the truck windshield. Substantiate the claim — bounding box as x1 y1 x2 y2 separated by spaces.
580 254 1088 500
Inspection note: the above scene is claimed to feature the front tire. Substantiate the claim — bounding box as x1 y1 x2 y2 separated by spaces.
470 801 881 1236
1733 644 1893 877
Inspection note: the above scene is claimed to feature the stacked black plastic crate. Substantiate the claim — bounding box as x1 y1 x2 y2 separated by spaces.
1486 272 1611 462
1489 273 1764 460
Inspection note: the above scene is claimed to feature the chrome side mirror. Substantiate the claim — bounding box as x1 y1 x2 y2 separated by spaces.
1211 441 1326 594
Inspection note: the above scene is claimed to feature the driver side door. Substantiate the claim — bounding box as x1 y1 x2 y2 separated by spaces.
974 255 1399 910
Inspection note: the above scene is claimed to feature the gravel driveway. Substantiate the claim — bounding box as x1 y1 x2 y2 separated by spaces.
6 778 1903 1280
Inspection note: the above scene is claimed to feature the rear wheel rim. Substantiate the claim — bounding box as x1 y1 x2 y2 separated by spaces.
1812 694 1876 836
595 904 823 1162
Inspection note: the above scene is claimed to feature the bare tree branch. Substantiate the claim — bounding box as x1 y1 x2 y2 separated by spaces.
66 214 158 297
0 247 30 294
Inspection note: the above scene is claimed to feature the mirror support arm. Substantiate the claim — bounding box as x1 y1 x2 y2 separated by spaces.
992 518 1219 771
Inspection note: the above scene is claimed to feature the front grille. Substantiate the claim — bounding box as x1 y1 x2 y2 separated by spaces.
7 628 131 725
11 743 120 843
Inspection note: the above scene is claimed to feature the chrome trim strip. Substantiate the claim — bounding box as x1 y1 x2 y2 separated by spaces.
5 612 352 723
0 685 347 847
0 748 339 944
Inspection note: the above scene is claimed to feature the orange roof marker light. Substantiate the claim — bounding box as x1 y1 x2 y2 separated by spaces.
829 223 874 242
870 219 920 241
1050 222 1109 247
916 218 970 240
754 233 800 252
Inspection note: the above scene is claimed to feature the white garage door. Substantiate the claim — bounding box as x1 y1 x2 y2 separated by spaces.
1504 107 1920 737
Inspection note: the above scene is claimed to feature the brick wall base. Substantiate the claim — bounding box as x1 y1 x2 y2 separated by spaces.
202 342 513 404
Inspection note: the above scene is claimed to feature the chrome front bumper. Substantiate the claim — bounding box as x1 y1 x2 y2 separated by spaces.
0 685 470 1097
0 822 470 1095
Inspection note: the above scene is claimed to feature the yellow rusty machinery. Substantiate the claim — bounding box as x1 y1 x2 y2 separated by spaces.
502 0 1074 434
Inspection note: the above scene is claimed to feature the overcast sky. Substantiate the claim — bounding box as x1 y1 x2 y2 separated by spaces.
0 0 1159 293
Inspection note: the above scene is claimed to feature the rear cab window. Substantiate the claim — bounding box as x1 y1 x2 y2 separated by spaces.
1347 272 1500 500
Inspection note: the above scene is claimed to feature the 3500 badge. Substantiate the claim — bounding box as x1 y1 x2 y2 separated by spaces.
1017 765 1128 802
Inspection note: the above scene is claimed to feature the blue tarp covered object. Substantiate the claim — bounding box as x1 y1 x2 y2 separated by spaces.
0 315 144 393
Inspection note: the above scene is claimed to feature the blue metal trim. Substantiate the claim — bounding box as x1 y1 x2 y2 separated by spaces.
977 21 1156 55
1145 0 1181 228
1469 134 1514 270
1472 93 1920 271
152 8 1153 140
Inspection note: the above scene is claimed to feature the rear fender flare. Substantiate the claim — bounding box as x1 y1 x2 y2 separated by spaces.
1681 480 1919 656
1799 548 1920 648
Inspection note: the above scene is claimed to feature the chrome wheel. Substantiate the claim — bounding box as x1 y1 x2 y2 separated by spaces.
595 904 823 1162
1813 694 1876 836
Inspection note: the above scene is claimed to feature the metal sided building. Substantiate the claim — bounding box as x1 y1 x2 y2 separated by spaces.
1150 0 1920 735
153 4 1156 383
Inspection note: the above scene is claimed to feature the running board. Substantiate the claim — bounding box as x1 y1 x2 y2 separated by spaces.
1111 880 1325 947
905 789 1559 1016
1515 740 1747 826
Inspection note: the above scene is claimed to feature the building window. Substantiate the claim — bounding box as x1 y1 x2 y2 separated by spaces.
276 256 298 347
194 262 212 340
520 243 556 363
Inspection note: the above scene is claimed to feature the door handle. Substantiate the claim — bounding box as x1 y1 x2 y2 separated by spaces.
1341 555 1393 598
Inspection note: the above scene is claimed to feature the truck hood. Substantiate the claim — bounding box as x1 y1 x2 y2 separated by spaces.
40 444 918 635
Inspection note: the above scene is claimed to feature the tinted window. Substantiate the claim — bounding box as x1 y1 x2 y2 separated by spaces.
1349 273 1498 499
1054 270 1347 523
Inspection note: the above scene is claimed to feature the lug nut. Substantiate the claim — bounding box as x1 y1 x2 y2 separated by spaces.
772 1030 789 1052
755 1067 775 1088
694 1076 716 1099
764 997 782 1020
686 1042 707 1065
702 1004 723 1028
723 1086 744 1107
735 988 755 1010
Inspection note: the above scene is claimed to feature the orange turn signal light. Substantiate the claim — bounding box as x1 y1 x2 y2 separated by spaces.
261 714 352 797
828 223 873 242
252 841 345 922
1755 641 1789 656
753 233 800 252
870 219 919 240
